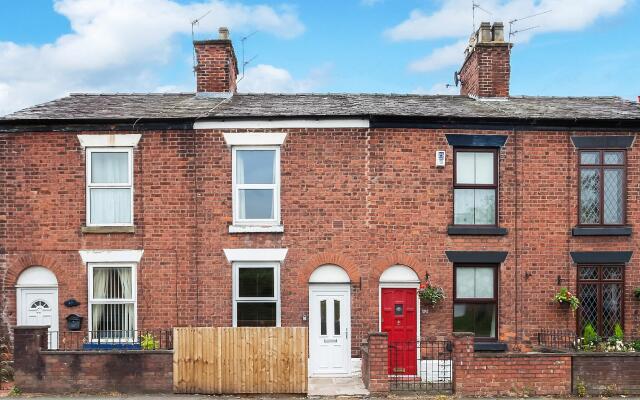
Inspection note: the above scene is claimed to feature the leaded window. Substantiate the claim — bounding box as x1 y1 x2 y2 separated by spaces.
453 149 498 225
577 265 624 338
579 150 625 225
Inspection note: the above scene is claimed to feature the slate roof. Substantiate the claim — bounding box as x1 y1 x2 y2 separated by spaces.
2 93 640 122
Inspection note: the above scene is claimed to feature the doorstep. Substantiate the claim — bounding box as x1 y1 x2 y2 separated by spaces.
308 376 369 397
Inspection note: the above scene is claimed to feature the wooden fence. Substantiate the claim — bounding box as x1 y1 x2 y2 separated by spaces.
173 327 308 394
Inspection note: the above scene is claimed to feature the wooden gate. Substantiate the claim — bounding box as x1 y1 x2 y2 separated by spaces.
173 327 308 394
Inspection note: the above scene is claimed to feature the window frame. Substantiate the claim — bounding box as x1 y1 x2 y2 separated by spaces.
85 147 134 227
87 262 138 341
232 261 281 327
452 148 499 227
453 264 499 341
231 146 281 226
576 264 625 338
577 149 627 227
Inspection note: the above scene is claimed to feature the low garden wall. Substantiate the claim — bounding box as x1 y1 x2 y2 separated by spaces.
453 333 572 396
13 326 172 394
360 332 389 393
573 353 640 395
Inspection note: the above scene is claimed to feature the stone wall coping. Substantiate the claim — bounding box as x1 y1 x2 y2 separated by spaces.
367 331 388 337
41 350 173 355
475 352 572 358
452 332 475 338
571 352 640 358
13 326 49 330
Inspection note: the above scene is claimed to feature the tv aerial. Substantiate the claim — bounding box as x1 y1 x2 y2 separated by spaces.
508 9 551 41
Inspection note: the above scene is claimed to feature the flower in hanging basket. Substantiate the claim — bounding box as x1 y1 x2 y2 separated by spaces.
553 287 580 311
418 273 445 306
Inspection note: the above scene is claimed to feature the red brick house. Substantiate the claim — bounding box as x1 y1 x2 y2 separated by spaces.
1 22 639 377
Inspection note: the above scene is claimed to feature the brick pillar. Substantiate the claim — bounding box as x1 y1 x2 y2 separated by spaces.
13 326 48 390
367 332 389 394
452 332 475 395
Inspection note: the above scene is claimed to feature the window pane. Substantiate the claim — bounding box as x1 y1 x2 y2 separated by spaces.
603 169 623 224
475 267 494 298
580 168 600 224
578 284 598 335
456 267 494 299
579 266 598 280
474 189 496 224
334 300 340 335
453 303 496 338
236 302 276 327
456 268 475 298
475 152 494 184
456 152 475 184
90 188 132 224
454 189 474 224
236 150 275 184
320 300 327 335
93 267 133 300
602 266 622 280
602 283 622 337
91 152 129 184
238 189 274 220
238 268 274 298
604 151 624 165
91 303 135 335
580 151 600 165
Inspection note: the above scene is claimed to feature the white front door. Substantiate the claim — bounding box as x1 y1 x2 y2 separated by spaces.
309 284 351 376
17 288 59 349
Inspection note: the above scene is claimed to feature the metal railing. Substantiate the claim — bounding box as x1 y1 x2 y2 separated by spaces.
46 330 173 351
537 329 640 353
389 339 453 393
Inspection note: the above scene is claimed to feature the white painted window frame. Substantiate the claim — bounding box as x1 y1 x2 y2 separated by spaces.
231 146 281 227
87 262 137 341
232 262 281 327
86 147 134 227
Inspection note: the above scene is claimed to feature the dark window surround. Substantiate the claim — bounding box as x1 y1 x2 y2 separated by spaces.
576 264 625 337
453 264 499 341
570 251 633 265
453 148 499 227
571 136 635 149
577 149 627 227
572 226 632 236
447 225 508 236
445 134 508 148
445 251 508 264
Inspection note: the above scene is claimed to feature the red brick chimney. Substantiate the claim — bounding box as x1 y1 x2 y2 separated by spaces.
194 27 238 93
459 22 512 98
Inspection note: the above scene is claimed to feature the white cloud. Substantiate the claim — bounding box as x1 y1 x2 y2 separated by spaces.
237 63 332 93
387 0 628 72
0 0 305 116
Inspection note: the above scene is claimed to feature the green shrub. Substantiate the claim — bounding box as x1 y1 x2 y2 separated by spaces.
0 336 13 389
582 323 599 349
576 380 587 397
140 333 159 350
613 323 624 340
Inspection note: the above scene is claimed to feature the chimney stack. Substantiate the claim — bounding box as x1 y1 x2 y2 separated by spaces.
459 22 512 98
194 27 238 94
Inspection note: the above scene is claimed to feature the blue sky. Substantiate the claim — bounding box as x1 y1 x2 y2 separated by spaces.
0 0 638 115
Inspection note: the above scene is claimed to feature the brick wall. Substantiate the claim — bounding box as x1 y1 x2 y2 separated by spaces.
13 326 172 394
1 127 639 353
573 353 640 395
361 332 389 393
194 40 238 93
452 333 571 396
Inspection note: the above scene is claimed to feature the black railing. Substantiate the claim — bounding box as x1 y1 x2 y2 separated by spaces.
46 330 173 351
537 329 640 353
389 339 453 393
536 329 577 352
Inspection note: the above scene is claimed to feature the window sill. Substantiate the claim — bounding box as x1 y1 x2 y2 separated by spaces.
81 226 135 234
228 225 284 234
447 225 508 236
474 342 508 352
571 226 632 236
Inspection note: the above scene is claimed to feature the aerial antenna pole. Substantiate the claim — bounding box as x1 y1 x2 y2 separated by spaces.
508 9 551 40
237 31 258 84
191 9 213 75
472 1 492 32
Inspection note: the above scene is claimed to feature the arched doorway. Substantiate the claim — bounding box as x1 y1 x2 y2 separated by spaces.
308 264 351 376
16 266 59 349
379 265 420 375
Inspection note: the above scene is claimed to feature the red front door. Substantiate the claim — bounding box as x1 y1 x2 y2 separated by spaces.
381 288 417 375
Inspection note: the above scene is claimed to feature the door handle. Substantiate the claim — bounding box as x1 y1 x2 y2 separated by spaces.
345 328 348 339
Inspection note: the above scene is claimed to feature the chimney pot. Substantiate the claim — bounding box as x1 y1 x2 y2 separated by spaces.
492 22 505 42
479 22 492 43
218 27 230 40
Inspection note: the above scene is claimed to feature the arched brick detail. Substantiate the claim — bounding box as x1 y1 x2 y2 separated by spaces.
370 252 426 283
302 252 360 283
5 253 66 287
